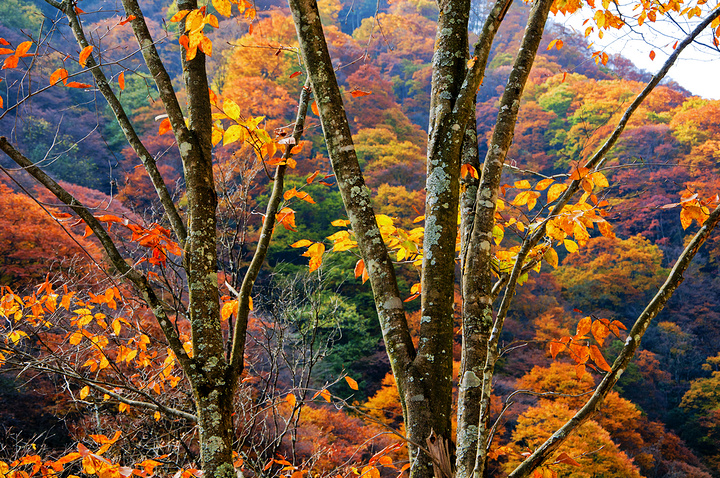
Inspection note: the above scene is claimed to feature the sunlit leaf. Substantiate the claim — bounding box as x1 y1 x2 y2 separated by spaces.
158 118 172 135
345 376 359 390
286 393 297 408
79 45 93 67
65 81 93 89
350 89 372 97
49 68 69 86
563 239 578 253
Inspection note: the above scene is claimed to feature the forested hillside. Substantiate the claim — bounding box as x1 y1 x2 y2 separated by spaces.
1 0 719 476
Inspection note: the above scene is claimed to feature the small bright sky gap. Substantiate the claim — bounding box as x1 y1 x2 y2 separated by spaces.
557 7 720 99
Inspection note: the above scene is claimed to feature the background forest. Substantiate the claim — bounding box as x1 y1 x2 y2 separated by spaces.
1 0 720 476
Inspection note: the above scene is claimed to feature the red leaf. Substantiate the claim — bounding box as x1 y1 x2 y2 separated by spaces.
289 71 302 78
75 6 85 14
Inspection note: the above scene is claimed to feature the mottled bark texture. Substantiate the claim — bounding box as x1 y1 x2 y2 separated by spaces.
285 0 720 477
7 1 315 476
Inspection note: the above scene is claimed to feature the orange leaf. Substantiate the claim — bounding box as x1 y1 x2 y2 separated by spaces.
575 363 586 378
311 100 319 116
119 15 136 25
65 81 93 88
15 41 33 57
306 170 320 184
460 163 478 179
286 393 297 408
570 166 590 180
320 388 331 402
158 118 172 135
351 89 372 97
345 376 359 390
591 320 610 346
589 344 612 372
0 38 9 45
2 55 19 69
576 316 592 337
555 452 580 466
118 71 125 90
79 45 93 67
171 10 191 22
290 142 304 155
649 50 656 60
549 340 564 359
50 68 69 86
354 259 365 279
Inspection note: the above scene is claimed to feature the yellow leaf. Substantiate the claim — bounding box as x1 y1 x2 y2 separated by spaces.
223 124 245 145
564 239 578 253
345 376 359 390
154 411 161 421
119 402 129 413
79 386 90 399
590 171 608 188
547 183 567 203
211 0 230 18
331 219 351 227
535 178 554 190
185 9 205 32
375 214 394 227
514 180 531 189
221 300 238 321
79 45 93 67
291 239 313 248
544 247 558 268
223 99 241 121
249 296 253 311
